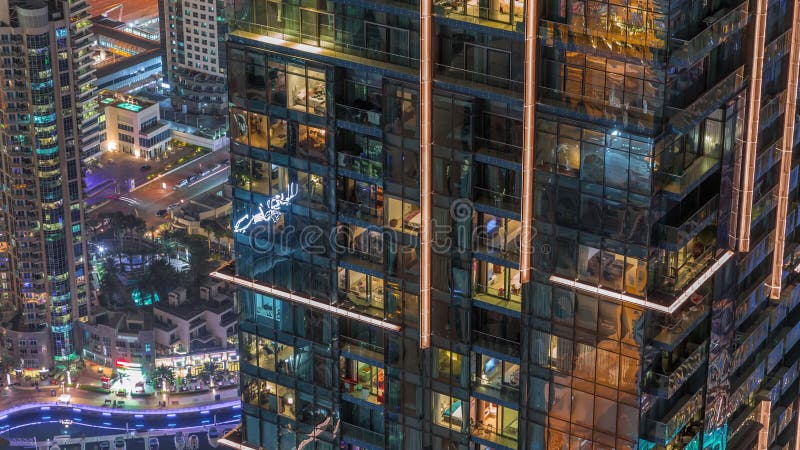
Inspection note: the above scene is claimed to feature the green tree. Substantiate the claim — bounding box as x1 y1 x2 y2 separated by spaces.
186 235 212 295
140 258 182 304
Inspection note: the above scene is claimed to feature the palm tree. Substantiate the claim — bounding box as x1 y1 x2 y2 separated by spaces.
153 365 175 390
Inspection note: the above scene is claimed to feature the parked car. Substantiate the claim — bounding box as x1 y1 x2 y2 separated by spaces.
167 202 180 210
173 179 189 190
156 209 168 217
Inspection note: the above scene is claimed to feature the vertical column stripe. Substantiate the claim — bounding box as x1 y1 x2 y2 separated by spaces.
419 0 433 349
738 0 769 252
768 1 800 299
520 0 538 285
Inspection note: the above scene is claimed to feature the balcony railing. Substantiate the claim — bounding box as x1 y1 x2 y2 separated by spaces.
475 137 522 163
668 2 749 69
337 199 382 225
650 339 708 398
656 195 719 250
342 422 384 448
473 186 521 213
666 66 746 135
337 153 383 179
658 155 721 197
336 103 382 128
472 331 521 359
339 336 385 364
650 388 704 445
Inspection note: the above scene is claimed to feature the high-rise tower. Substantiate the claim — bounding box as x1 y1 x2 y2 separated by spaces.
219 0 800 446
0 0 95 369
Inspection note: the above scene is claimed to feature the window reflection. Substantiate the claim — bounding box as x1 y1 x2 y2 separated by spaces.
473 353 520 391
340 357 385 405
471 398 518 444
433 391 464 431
338 267 384 318
287 64 326 115
577 245 647 296
296 124 327 162
473 260 521 307
386 196 421 234
474 213 521 256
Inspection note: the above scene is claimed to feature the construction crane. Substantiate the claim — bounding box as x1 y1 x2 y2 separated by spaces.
102 3 124 22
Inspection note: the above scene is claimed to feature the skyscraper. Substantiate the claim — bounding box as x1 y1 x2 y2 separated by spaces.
159 0 230 117
218 0 800 447
0 0 95 369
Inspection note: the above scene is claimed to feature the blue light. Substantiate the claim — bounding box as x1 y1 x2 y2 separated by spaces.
232 405 240 409
74 418 82 422
0 415 8 420
201 420 210 424
103 422 112 426
135 414 144 418
201 410 210 415
102 413 111 417
72 408 82 413
167 413 176 418
233 414 241 419
135 424 144 428
40 407 50 411
168 423 176 427
42 416 51 420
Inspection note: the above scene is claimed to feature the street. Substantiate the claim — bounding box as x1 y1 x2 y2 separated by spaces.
89 150 230 228
88 0 158 23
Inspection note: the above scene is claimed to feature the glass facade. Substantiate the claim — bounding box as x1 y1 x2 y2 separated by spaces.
223 0 800 447
0 0 95 367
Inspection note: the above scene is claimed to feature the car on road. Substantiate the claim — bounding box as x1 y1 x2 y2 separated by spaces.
221 159 230 166
173 179 189 190
187 175 198 182
156 209 168 217
201 169 212 177
168 202 181 210
140 165 152 171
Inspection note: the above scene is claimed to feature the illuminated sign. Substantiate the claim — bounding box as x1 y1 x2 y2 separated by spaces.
234 183 299 233
115 360 142 369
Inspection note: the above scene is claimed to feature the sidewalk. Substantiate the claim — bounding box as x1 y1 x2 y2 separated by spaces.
0 368 239 413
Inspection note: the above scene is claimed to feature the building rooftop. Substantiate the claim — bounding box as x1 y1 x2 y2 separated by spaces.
99 91 157 112
155 298 233 321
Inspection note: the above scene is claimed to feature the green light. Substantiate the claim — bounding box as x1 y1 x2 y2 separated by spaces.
117 102 143 112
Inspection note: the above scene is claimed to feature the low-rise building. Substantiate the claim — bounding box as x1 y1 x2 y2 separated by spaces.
78 309 155 373
100 90 172 159
0 315 52 372
153 282 237 356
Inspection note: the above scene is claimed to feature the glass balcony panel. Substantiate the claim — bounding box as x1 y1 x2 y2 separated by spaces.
647 339 708 398
338 267 385 319
473 260 522 311
336 103 382 127
474 215 521 258
668 2 748 69
655 194 719 250
649 388 704 445
650 229 716 295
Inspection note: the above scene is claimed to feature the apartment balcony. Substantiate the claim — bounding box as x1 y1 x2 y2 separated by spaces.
473 186 520 213
649 292 710 349
471 423 518 450
337 153 383 180
539 85 658 135
647 339 708 399
339 336 385 366
647 388 704 446
728 359 766 417
538 18 667 68
668 1 749 69
474 137 522 164
754 139 782 181
472 331 520 359
655 194 719 251
341 422 384 449
658 155 721 197
666 65 746 136
337 199 383 226
336 103 382 128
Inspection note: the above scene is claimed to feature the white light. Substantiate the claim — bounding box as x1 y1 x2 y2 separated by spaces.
549 250 734 314
210 271 402 332
234 183 299 233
